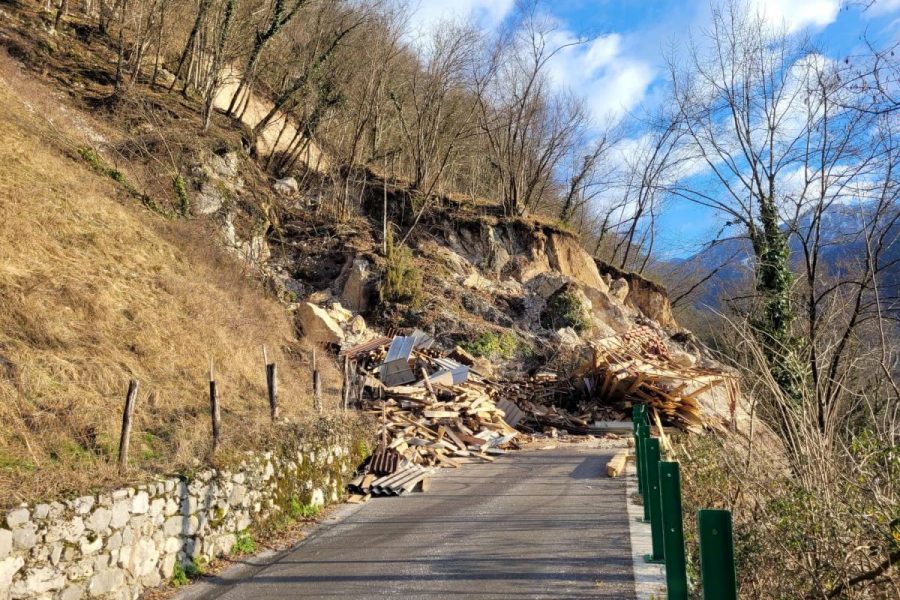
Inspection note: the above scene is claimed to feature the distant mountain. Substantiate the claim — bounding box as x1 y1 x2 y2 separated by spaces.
665 203 900 311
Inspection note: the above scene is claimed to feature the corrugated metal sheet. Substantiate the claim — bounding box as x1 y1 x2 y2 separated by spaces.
369 464 433 496
340 335 392 359
408 329 434 349
496 399 525 427
414 365 470 387
380 336 417 387
367 448 399 476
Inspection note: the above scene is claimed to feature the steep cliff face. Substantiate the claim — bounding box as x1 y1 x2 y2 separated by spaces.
594 261 678 329
280 213 683 372
423 216 673 337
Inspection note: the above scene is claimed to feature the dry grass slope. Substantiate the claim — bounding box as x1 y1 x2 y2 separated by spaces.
0 75 333 508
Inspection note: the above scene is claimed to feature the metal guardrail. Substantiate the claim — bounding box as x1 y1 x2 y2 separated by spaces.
631 404 738 599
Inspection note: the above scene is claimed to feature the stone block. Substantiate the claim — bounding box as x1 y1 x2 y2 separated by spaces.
33 505 51 521
74 497 95 515
9 566 65 598
12 522 37 551
0 529 11 559
109 500 131 529
0 556 25 595
87 569 125 598
85 508 112 533
79 535 103 556
59 585 85 600
44 517 85 545
5 508 29 529
130 492 150 515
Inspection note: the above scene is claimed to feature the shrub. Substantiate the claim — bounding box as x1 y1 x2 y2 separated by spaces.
540 286 592 333
231 531 256 555
677 433 900 599
379 230 423 307
290 497 321 520
172 173 189 216
171 559 204 586
460 331 519 359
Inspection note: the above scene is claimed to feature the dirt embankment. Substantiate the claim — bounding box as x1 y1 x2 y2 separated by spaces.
0 59 342 508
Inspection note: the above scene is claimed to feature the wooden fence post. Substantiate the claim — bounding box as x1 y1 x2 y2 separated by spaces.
312 348 322 412
209 359 221 452
341 355 350 411
263 345 278 421
117 379 140 473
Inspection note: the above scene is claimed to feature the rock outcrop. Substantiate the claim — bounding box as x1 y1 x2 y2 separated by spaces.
296 302 345 345
595 261 678 328
340 259 375 313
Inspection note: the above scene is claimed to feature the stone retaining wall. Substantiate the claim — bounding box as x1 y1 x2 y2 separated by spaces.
0 436 364 600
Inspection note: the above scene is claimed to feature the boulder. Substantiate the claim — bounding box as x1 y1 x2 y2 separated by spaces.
328 302 353 324
554 327 581 347
340 259 374 313
349 315 367 335
296 303 345 345
546 233 608 292
525 272 570 300
194 182 226 215
462 271 493 291
670 350 697 368
273 177 299 196
580 286 633 333
609 278 629 303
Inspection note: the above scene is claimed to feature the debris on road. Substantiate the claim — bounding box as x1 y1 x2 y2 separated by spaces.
502 327 734 434
606 450 629 477
343 333 521 500
341 325 730 501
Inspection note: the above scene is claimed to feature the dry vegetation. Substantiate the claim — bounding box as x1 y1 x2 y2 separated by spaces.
0 65 341 508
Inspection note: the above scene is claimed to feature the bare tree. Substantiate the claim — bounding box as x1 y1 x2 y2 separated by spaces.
668 0 813 398
225 0 313 118
393 21 483 242
476 2 591 216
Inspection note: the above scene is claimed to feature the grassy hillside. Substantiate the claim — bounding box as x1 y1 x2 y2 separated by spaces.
0 63 334 508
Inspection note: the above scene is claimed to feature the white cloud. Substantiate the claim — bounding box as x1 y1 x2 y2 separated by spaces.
748 0 841 32
867 0 900 15
406 0 514 37
546 33 656 124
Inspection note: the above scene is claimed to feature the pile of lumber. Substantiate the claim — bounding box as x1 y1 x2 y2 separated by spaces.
576 326 732 431
364 378 520 469
343 333 521 501
505 327 733 434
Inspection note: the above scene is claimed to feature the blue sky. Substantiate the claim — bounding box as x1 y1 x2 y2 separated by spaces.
408 0 900 257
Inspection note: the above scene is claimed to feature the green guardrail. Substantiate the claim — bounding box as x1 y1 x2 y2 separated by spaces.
660 461 688 600
644 437 665 563
698 509 738 600
630 413 737 598
637 424 651 523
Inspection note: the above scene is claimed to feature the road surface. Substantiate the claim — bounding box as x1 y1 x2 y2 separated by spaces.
183 446 635 599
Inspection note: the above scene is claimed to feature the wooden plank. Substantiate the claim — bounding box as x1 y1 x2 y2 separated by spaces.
423 410 460 419
606 450 628 477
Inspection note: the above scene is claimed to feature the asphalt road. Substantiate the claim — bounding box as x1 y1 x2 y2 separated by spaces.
185 447 635 599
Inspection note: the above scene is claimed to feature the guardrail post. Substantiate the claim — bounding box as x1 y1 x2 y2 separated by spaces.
660 461 688 599
637 425 651 523
634 423 645 490
644 437 665 563
698 509 738 600
632 404 646 430
632 405 646 493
